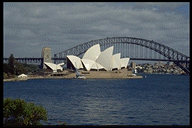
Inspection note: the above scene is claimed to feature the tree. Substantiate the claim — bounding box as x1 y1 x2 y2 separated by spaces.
3 98 48 126
15 62 28 75
8 54 15 75
3 62 9 78
3 63 9 74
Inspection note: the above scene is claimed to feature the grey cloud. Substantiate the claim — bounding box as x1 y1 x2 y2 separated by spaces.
132 2 187 10
3 2 189 58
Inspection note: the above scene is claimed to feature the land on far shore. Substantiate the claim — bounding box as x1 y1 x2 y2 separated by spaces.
3 68 142 82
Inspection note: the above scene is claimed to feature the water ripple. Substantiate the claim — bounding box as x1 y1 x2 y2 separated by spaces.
4 75 189 125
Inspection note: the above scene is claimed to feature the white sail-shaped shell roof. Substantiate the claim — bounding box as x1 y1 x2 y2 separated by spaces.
111 53 121 70
81 59 95 71
66 43 130 71
56 63 64 71
96 46 114 71
67 55 83 69
57 63 65 66
44 62 64 72
120 58 130 68
91 62 104 70
44 62 56 71
82 44 101 61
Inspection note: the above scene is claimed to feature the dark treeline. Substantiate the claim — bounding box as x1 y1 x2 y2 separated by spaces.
3 54 41 78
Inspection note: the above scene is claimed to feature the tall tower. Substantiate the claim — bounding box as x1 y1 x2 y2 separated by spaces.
41 47 52 69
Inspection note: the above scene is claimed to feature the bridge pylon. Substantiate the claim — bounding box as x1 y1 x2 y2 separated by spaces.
41 47 52 69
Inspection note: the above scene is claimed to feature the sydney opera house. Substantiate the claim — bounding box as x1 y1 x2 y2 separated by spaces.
66 44 130 71
44 62 64 73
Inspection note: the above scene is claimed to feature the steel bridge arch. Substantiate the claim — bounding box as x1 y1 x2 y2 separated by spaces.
54 37 190 74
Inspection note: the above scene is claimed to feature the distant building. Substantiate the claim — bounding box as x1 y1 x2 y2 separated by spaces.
131 62 136 69
167 61 173 66
18 74 27 78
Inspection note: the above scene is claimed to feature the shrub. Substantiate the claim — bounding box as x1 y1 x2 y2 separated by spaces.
3 98 47 126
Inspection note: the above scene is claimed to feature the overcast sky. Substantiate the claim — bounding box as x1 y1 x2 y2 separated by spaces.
3 2 189 58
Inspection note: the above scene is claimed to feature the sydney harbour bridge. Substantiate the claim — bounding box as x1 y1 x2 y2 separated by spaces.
3 37 190 75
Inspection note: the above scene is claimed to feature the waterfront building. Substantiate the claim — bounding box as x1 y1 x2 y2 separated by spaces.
131 62 136 69
44 62 64 73
167 61 173 66
18 74 27 78
66 44 130 71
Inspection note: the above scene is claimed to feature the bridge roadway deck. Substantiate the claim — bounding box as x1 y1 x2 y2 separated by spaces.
3 57 189 63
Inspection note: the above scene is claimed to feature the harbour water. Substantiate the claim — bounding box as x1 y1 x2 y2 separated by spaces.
3 74 189 125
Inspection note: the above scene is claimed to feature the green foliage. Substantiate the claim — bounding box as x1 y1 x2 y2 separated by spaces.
22 63 41 73
8 54 15 74
4 54 41 78
15 62 28 75
3 63 9 74
3 98 48 126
